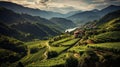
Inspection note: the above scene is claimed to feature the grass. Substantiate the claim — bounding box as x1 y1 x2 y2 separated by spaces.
88 42 120 50
90 31 120 43
50 46 69 53
20 47 47 65
51 37 73 45
68 46 88 53
20 37 79 67
24 36 79 67
61 38 80 46
27 53 66 67
24 40 47 48
20 40 49 65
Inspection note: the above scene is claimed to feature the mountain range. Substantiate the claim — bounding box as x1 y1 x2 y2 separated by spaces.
82 9 120 30
0 7 76 41
67 5 120 25
0 1 64 19
0 1 120 26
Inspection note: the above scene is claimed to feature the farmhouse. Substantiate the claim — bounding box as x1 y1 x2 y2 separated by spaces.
74 30 84 38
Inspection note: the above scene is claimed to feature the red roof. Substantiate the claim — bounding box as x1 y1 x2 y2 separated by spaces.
74 30 83 34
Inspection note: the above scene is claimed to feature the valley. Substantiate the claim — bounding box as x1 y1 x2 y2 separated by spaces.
0 1 120 67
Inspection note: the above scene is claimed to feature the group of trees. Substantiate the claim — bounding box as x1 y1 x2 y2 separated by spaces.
64 51 120 67
0 35 27 67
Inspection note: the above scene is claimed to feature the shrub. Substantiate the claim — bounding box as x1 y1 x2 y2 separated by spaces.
30 47 40 54
65 56 78 67
48 51 58 59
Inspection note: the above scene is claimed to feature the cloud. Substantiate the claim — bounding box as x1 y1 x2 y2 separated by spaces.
0 0 120 13
47 6 79 13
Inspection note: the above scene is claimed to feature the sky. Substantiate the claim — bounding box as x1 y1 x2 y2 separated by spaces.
0 0 120 13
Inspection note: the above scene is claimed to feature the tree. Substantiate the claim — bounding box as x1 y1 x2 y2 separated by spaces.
65 56 78 67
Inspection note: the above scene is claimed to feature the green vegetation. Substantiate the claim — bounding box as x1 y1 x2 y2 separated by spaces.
50 34 79 47
20 47 47 65
27 53 66 67
49 34 71 43
88 42 120 54
51 37 72 46
18 34 80 67
88 42 120 50
50 46 68 53
24 40 47 48
50 17 76 29
68 46 90 53
90 31 120 43
61 38 80 46
0 48 21 66
0 35 27 67
20 40 49 65
65 55 78 67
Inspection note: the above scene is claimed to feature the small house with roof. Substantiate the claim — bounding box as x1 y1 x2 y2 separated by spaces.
74 29 84 38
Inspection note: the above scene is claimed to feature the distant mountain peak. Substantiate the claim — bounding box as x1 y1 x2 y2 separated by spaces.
91 9 99 12
102 5 120 10
109 5 118 7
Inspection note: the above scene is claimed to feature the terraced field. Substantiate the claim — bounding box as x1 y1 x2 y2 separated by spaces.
51 37 73 45
50 46 69 53
88 42 120 50
68 46 91 53
27 53 66 67
20 41 49 65
20 37 120 67
24 36 80 67
21 39 120 67
20 47 47 65
88 42 120 54
24 40 47 48
61 38 80 46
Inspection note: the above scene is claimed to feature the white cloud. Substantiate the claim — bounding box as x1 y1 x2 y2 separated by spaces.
0 0 120 13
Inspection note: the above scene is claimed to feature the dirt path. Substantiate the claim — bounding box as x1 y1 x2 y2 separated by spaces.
43 41 50 60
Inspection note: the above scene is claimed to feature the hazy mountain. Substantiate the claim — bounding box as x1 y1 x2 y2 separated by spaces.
99 5 120 16
67 11 100 25
50 17 76 29
0 7 61 40
91 9 99 12
68 5 120 25
64 10 83 17
97 10 120 27
0 1 64 19
83 10 120 30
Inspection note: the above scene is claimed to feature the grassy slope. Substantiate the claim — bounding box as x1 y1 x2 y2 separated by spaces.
27 36 80 67
27 53 66 67
19 36 120 67
68 46 91 53
20 41 49 65
61 38 80 46
51 37 72 45
88 42 120 50
21 47 46 65
50 46 69 53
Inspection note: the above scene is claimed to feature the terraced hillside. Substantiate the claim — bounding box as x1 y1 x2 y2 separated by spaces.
21 35 80 67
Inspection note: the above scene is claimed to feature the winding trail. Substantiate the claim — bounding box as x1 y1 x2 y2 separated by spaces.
43 41 50 60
